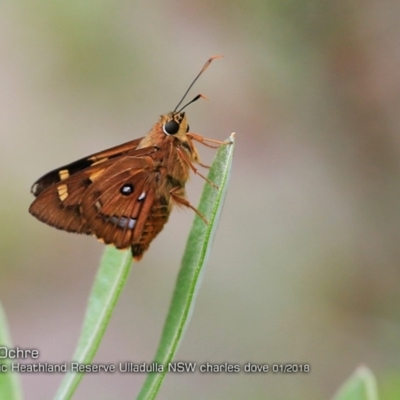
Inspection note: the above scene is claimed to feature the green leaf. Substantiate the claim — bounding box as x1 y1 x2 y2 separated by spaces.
333 366 379 400
54 246 132 400
0 302 23 400
137 133 235 400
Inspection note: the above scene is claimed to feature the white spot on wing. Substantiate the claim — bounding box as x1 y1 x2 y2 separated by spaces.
138 192 146 201
31 183 39 195
110 216 136 230
127 218 136 229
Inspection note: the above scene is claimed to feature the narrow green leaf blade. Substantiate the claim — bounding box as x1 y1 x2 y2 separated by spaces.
137 133 235 400
54 247 132 400
0 303 23 400
333 366 379 400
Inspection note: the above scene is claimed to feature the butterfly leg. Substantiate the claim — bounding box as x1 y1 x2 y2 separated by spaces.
187 132 229 149
176 148 218 188
197 161 211 169
170 187 208 224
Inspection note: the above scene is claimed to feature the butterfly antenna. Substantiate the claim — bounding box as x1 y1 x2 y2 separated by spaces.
173 55 223 113
177 94 208 113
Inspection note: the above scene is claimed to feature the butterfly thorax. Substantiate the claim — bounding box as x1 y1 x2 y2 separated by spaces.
138 112 200 186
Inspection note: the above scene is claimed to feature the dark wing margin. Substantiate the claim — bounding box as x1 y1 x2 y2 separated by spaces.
31 138 144 196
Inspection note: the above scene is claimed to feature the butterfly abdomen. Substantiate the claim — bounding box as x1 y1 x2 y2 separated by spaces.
130 195 171 260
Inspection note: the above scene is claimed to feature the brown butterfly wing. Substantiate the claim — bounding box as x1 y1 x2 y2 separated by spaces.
29 172 93 233
29 139 155 236
80 157 171 260
31 138 143 197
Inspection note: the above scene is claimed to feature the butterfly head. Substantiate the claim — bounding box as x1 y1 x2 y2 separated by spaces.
158 91 204 143
161 112 190 139
157 111 200 162
157 56 222 144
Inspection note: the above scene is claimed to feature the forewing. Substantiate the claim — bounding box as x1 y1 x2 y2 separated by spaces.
29 141 156 234
29 170 92 233
31 138 143 197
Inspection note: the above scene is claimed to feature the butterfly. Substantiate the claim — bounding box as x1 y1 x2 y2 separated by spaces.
29 56 226 260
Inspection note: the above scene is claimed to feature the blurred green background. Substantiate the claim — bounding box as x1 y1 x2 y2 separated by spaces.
1 0 400 399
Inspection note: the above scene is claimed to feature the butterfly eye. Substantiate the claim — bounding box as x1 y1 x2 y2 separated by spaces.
186 124 190 133
163 120 180 135
120 184 134 196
